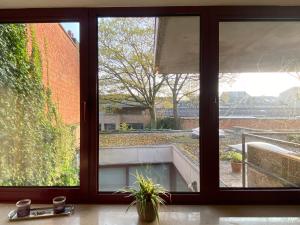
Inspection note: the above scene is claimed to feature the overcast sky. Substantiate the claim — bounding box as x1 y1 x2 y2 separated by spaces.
219 73 300 96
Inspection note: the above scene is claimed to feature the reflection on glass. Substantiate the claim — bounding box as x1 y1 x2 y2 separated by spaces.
98 17 200 192
220 217 300 225
219 22 300 188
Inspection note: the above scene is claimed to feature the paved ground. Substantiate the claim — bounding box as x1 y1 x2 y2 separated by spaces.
220 160 242 187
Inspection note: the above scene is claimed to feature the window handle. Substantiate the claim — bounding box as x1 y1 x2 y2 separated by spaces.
83 101 87 122
214 97 218 104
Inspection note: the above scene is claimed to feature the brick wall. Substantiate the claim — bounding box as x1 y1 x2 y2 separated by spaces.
247 142 300 187
220 118 300 130
180 118 199 130
27 24 80 125
179 117 300 130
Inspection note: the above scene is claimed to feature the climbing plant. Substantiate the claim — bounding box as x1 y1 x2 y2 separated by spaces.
0 24 79 186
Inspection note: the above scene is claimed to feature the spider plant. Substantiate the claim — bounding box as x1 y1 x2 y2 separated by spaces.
119 172 170 222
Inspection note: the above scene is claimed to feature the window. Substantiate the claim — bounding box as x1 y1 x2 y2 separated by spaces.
1 7 299 204
0 22 80 187
104 123 116 131
219 21 300 188
127 123 144 130
98 16 200 192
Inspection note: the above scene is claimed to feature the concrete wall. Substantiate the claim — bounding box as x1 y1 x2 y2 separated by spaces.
247 142 300 187
99 145 200 191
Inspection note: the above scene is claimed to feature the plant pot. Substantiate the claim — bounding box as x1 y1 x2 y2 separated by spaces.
136 201 158 222
231 161 242 173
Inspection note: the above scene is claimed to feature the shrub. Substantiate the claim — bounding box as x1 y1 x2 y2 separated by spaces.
231 152 242 163
156 117 177 130
220 151 242 163
287 134 300 144
119 122 130 132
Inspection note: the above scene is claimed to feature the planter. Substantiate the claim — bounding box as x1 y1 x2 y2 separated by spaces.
136 201 158 222
231 161 242 173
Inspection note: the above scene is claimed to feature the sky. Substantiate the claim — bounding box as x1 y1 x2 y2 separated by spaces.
60 22 80 42
219 73 300 96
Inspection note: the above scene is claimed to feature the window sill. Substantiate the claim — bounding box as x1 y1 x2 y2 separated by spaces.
1 204 300 225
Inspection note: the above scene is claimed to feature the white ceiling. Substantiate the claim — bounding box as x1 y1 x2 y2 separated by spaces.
1 0 300 9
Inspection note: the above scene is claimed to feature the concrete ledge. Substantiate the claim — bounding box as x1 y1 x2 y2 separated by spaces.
99 145 200 191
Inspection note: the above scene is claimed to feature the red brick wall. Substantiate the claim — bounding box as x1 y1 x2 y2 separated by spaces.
27 24 80 125
180 118 199 129
180 117 300 130
220 118 300 130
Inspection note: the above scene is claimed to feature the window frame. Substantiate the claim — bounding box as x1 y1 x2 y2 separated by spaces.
90 8 204 204
215 7 300 204
0 9 89 203
0 6 299 204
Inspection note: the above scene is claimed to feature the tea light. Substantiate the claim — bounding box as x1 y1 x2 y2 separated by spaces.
16 199 31 217
53 196 66 214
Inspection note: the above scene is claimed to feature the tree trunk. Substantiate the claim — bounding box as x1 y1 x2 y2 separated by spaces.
172 97 180 130
149 107 157 129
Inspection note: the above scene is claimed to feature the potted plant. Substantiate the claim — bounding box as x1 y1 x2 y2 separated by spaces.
230 151 243 173
120 173 170 223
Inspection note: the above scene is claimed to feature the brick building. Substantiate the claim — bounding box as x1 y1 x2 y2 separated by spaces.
99 102 150 131
27 23 80 125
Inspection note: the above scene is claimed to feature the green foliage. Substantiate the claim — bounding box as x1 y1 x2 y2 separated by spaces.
0 24 78 186
156 117 177 130
119 172 169 222
231 152 242 163
119 122 130 132
220 151 242 163
287 134 300 144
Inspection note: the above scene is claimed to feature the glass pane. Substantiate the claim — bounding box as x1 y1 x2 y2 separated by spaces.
219 22 300 188
98 16 200 192
0 23 80 186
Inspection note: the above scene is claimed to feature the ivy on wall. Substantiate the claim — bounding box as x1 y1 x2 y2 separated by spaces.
0 24 79 186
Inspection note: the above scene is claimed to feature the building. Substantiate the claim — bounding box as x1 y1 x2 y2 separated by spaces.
99 100 150 131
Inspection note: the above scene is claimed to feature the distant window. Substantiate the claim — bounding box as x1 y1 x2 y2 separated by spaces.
105 106 113 114
104 123 116 131
128 123 144 130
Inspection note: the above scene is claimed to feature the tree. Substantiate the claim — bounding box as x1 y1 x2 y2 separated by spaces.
165 73 199 129
98 18 166 129
164 72 236 129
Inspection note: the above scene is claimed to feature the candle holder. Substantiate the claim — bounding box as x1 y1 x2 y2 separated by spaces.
16 199 31 217
53 196 66 214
